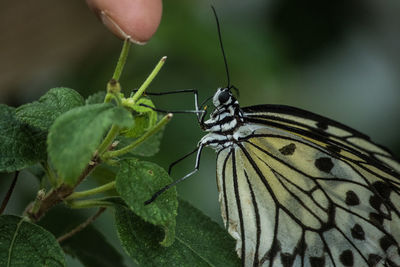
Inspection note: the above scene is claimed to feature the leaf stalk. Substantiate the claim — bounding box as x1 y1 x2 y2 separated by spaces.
112 38 131 81
65 181 116 201
131 56 167 104
103 113 172 159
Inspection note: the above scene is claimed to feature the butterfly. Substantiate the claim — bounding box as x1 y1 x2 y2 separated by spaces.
201 88 400 266
147 7 400 267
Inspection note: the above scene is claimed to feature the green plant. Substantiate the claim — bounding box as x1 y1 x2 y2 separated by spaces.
0 39 239 266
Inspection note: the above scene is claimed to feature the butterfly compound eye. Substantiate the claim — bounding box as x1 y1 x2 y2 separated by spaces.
218 90 230 104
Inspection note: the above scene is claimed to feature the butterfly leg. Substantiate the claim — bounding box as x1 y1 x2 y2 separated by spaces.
167 147 199 175
144 144 205 205
131 88 204 122
139 103 205 115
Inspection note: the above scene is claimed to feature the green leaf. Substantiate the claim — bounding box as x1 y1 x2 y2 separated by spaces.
121 115 147 138
48 103 133 185
0 105 46 172
1 88 84 172
89 164 119 196
38 207 126 267
63 226 126 267
117 128 164 157
85 91 106 105
121 97 157 138
115 200 240 267
0 215 65 266
16 87 84 131
115 159 177 246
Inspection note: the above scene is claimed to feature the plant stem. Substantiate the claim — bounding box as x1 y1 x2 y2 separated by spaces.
68 199 114 209
105 80 123 105
103 113 173 159
112 38 131 81
57 207 106 243
28 160 99 222
131 56 167 104
29 189 46 215
0 171 19 215
65 181 116 201
97 125 120 156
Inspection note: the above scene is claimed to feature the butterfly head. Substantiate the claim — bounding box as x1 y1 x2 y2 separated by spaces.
213 87 236 108
204 86 242 133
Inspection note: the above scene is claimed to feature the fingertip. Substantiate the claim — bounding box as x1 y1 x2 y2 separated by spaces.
86 0 162 44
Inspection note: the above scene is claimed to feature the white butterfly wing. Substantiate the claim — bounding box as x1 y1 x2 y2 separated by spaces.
216 105 400 267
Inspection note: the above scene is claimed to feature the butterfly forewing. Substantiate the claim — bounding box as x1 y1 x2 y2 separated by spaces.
242 105 398 168
214 104 400 266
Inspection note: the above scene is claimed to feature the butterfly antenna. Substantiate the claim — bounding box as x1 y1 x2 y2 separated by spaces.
211 6 231 89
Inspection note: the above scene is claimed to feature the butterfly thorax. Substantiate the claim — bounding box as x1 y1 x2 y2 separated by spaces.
203 87 244 134
199 87 248 150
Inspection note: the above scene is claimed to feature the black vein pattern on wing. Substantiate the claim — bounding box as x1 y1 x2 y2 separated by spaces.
246 131 400 221
232 148 246 266
243 141 336 230
242 104 399 170
239 143 317 266
219 138 400 266
243 132 400 189
245 139 395 237
210 104 400 266
242 105 368 138
244 118 396 176
244 170 261 266
218 148 232 227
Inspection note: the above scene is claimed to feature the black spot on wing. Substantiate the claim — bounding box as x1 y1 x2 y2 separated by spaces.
316 121 328 130
279 143 296 156
369 212 384 226
367 254 382 266
339 249 354 266
380 235 396 251
350 224 365 240
369 195 383 211
310 256 325 267
372 181 392 199
281 252 295 267
315 157 334 173
345 190 360 206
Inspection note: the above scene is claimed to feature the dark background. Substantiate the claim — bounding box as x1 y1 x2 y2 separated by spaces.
1 1 399 265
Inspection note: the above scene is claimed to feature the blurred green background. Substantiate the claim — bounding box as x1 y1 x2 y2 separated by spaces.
1 0 399 266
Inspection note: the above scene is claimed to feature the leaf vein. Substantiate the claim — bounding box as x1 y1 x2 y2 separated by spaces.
7 218 24 267
175 236 215 267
